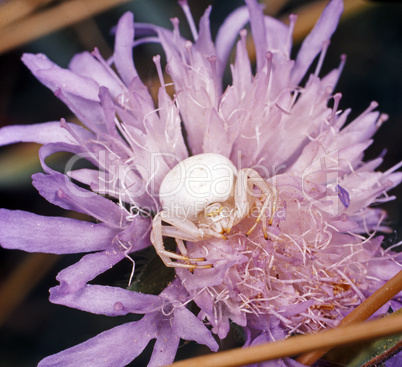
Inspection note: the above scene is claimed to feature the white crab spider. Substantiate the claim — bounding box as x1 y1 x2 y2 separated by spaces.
151 153 278 270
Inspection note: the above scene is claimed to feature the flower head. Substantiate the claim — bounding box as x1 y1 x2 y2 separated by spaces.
1 0 402 366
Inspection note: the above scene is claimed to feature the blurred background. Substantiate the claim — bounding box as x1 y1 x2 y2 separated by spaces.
0 0 401 365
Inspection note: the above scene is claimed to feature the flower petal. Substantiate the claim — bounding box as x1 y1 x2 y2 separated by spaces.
50 284 160 316
156 22 219 155
264 16 291 60
38 319 153 367
51 251 125 294
0 209 117 254
66 167 155 210
0 121 93 146
37 142 89 175
385 352 402 367
230 29 252 96
116 217 152 252
194 6 215 57
173 306 219 352
32 172 129 229
54 89 109 134
202 108 232 157
22 53 100 101
291 0 343 85
215 5 249 76
148 316 181 367
246 0 267 72
50 216 151 295
69 51 124 99
113 12 139 86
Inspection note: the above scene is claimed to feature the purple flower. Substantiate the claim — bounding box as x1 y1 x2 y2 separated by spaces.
1 0 402 366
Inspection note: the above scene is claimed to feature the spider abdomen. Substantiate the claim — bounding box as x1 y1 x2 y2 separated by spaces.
159 153 237 222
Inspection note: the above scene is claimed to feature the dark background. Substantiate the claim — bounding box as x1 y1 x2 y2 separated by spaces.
0 0 401 365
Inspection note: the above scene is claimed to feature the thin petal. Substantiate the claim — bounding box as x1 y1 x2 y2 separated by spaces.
155 29 208 155
148 317 180 367
174 306 219 352
385 352 402 367
113 12 138 85
51 215 151 295
340 110 380 143
231 29 252 95
202 108 232 157
52 251 125 294
264 16 291 59
22 53 100 101
291 0 343 85
50 284 160 315
69 51 124 99
215 5 249 76
245 0 267 72
98 86 120 136
54 89 108 134
194 6 215 57
37 142 89 175
38 320 153 367
154 87 188 161
32 172 129 229
0 121 93 146
66 168 155 210
0 209 117 254
116 217 152 252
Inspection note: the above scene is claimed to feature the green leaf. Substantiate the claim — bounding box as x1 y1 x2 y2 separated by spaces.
128 240 176 295
324 309 402 367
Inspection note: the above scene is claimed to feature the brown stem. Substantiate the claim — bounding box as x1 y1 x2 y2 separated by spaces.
0 0 130 54
166 270 402 367
0 0 53 29
168 312 402 367
297 270 402 365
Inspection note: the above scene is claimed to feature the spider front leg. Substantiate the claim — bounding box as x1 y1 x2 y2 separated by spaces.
237 168 279 238
151 211 212 269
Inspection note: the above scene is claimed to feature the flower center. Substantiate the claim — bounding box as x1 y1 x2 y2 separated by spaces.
178 176 369 335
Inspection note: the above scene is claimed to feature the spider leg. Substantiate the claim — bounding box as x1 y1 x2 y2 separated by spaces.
161 226 204 242
151 211 212 269
175 237 188 257
224 169 251 234
160 227 205 261
234 169 251 219
240 168 278 238
261 201 268 238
